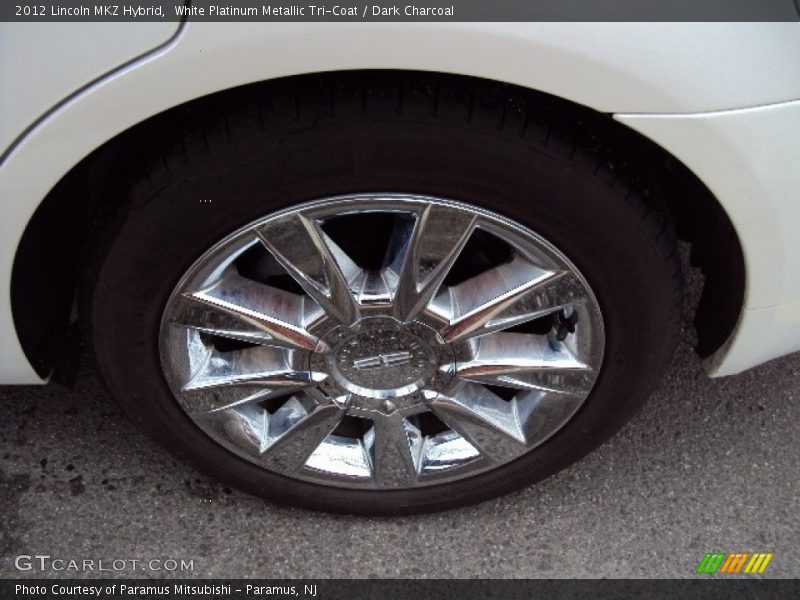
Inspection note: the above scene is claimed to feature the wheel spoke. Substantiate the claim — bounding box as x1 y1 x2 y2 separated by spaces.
261 401 347 473
194 402 267 458
196 395 347 473
182 344 324 393
433 258 585 343
366 413 423 487
446 332 594 395
428 382 529 463
384 204 476 322
413 429 481 474
172 266 323 351
256 212 362 325
352 270 393 306
513 389 587 449
178 386 281 416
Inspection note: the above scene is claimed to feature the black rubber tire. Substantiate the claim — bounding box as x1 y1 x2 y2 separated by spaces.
85 73 681 515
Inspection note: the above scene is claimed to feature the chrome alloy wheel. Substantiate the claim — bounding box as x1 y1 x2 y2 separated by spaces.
159 194 605 489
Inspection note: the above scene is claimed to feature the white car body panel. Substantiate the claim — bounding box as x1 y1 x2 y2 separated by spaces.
617 101 800 376
1 22 799 382
0 21 179 156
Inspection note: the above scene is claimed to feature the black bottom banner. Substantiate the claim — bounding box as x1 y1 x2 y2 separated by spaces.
3 579 799 600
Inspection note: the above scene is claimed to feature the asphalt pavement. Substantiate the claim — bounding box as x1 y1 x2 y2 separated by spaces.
1 261 798 579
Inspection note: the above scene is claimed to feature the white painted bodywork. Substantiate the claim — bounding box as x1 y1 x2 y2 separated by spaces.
1 22 798 382
0 21 180 155
617 101 800 376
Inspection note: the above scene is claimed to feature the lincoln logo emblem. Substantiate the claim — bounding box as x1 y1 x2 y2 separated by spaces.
352 351 413 371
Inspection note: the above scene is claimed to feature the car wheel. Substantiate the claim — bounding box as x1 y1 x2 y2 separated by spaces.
86 75 681 514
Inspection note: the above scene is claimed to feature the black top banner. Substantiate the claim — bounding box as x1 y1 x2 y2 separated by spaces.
3 0 800 22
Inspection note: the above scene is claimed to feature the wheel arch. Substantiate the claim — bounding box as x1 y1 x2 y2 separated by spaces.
10 70 744 379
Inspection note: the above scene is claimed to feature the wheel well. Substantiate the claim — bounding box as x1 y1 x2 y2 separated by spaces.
11 70 744 379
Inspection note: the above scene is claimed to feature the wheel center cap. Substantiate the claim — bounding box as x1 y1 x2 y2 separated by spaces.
314 317 452 404
334 326 435 398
